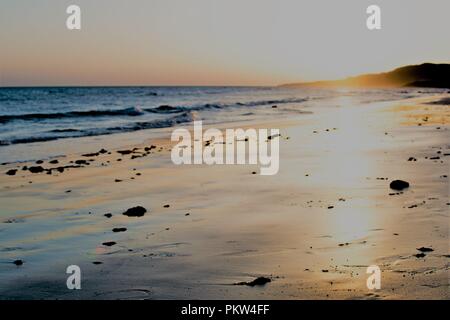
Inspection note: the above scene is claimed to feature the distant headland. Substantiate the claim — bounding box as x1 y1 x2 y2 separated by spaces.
280 63 450 89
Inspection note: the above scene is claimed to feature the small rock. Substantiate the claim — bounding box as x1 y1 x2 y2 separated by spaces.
235 277 271 287
123 206 147 217
102 241 116 247
112 227 127 233
144 145 156 152
117 149 134 155
104 213 113 218
6 169 17 176
75 159 89 165
82 152 99 157
416 247 434 252
28 166 45 173
13 259 23 266
389 180 410 191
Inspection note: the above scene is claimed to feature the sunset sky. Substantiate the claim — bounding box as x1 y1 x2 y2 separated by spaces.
1 0 449 86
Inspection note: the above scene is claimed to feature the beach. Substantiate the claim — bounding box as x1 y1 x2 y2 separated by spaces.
0 92 448 299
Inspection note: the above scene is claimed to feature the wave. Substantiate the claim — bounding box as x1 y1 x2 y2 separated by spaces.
0 98 310 123
0 112 197 146
235 97 309 107
49 128 80 133
0 106 145 123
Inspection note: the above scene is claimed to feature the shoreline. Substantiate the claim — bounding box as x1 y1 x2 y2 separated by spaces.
0 94 448 299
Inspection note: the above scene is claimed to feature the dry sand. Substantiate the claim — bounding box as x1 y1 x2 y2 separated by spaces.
0 94 448 299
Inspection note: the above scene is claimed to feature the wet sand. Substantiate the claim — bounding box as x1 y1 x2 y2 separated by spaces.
0 94 449 299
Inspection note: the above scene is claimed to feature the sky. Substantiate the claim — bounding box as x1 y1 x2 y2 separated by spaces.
0 0 449 86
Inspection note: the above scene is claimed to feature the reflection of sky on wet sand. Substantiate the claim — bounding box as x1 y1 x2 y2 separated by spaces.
281 96 398 264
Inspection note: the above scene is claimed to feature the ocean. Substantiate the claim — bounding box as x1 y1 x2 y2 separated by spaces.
0 86 445 163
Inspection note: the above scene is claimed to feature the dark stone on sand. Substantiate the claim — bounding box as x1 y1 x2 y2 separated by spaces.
272 105 277 108
123 206 147 217
235 277 271 287
28 166 45 173
115 179 122 182
104 213 113 218
6 169 17 176
389 180 410 191
82 152 99 157
414 253 426 258
13 259 23 266
99 148 108 154
430 156 440 160
163 204 170 208
112 227 127 233
36 160 44 164
92 261 103 265
75 159 89 165
416 247 434 252
322 269 329 272
117 149 137 155
407 157 417 161
185 213 190 216
102 241 116 247
252 171 257 174
327 206 334 209
22 166 28 171
49 159 59 164
144 145 157 152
